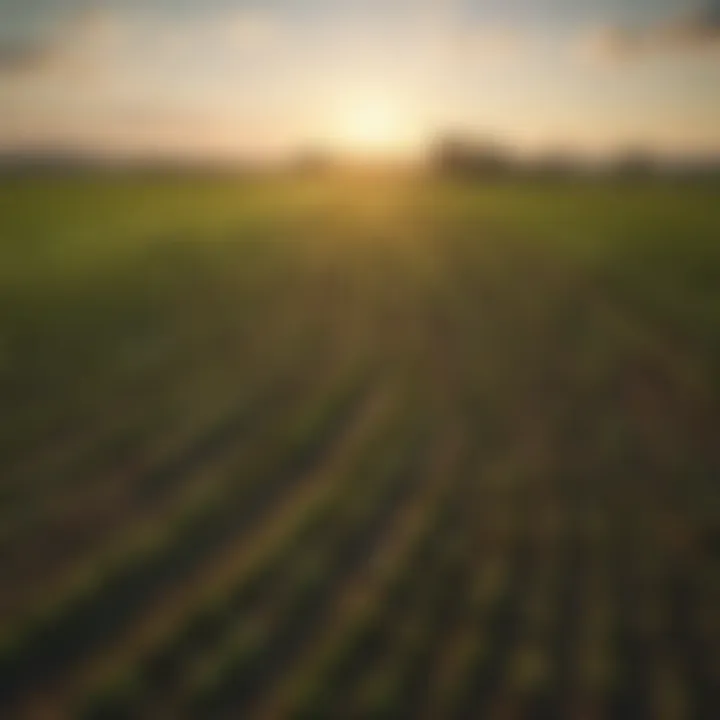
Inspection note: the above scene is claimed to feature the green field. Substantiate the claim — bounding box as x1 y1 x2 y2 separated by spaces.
0 176 719 719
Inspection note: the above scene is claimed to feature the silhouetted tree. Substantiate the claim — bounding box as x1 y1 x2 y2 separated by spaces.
431 134 513 178
610 148 658 178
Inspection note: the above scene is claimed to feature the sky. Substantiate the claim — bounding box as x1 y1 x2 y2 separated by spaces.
0 0 719 160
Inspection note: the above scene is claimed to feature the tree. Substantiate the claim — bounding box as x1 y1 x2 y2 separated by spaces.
431 134 513 177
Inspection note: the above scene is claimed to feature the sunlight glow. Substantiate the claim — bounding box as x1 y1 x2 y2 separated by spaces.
327 91 422 158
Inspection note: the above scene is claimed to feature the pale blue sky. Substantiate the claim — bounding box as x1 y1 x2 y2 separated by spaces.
0 0 696 36
0 0 718 158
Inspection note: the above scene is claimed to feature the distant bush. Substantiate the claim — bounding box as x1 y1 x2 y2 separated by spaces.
431 135 514 178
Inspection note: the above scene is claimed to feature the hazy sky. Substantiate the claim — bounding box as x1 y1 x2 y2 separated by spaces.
1 0 719 159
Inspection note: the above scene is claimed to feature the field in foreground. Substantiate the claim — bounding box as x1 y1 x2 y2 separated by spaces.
0 176 719 719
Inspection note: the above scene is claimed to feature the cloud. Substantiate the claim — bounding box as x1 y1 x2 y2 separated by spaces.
579 2 720 63
142 10 278 53
0 39 63 74
0 7 286 84
0 8 123 78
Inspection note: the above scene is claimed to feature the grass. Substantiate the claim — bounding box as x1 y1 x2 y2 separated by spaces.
0 173 718 719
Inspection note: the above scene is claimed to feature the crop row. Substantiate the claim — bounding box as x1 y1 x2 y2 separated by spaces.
0 362 374 713
72 393 421 718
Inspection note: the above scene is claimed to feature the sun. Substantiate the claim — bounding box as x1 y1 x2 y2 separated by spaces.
327 92 420 158
339 105 404 153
